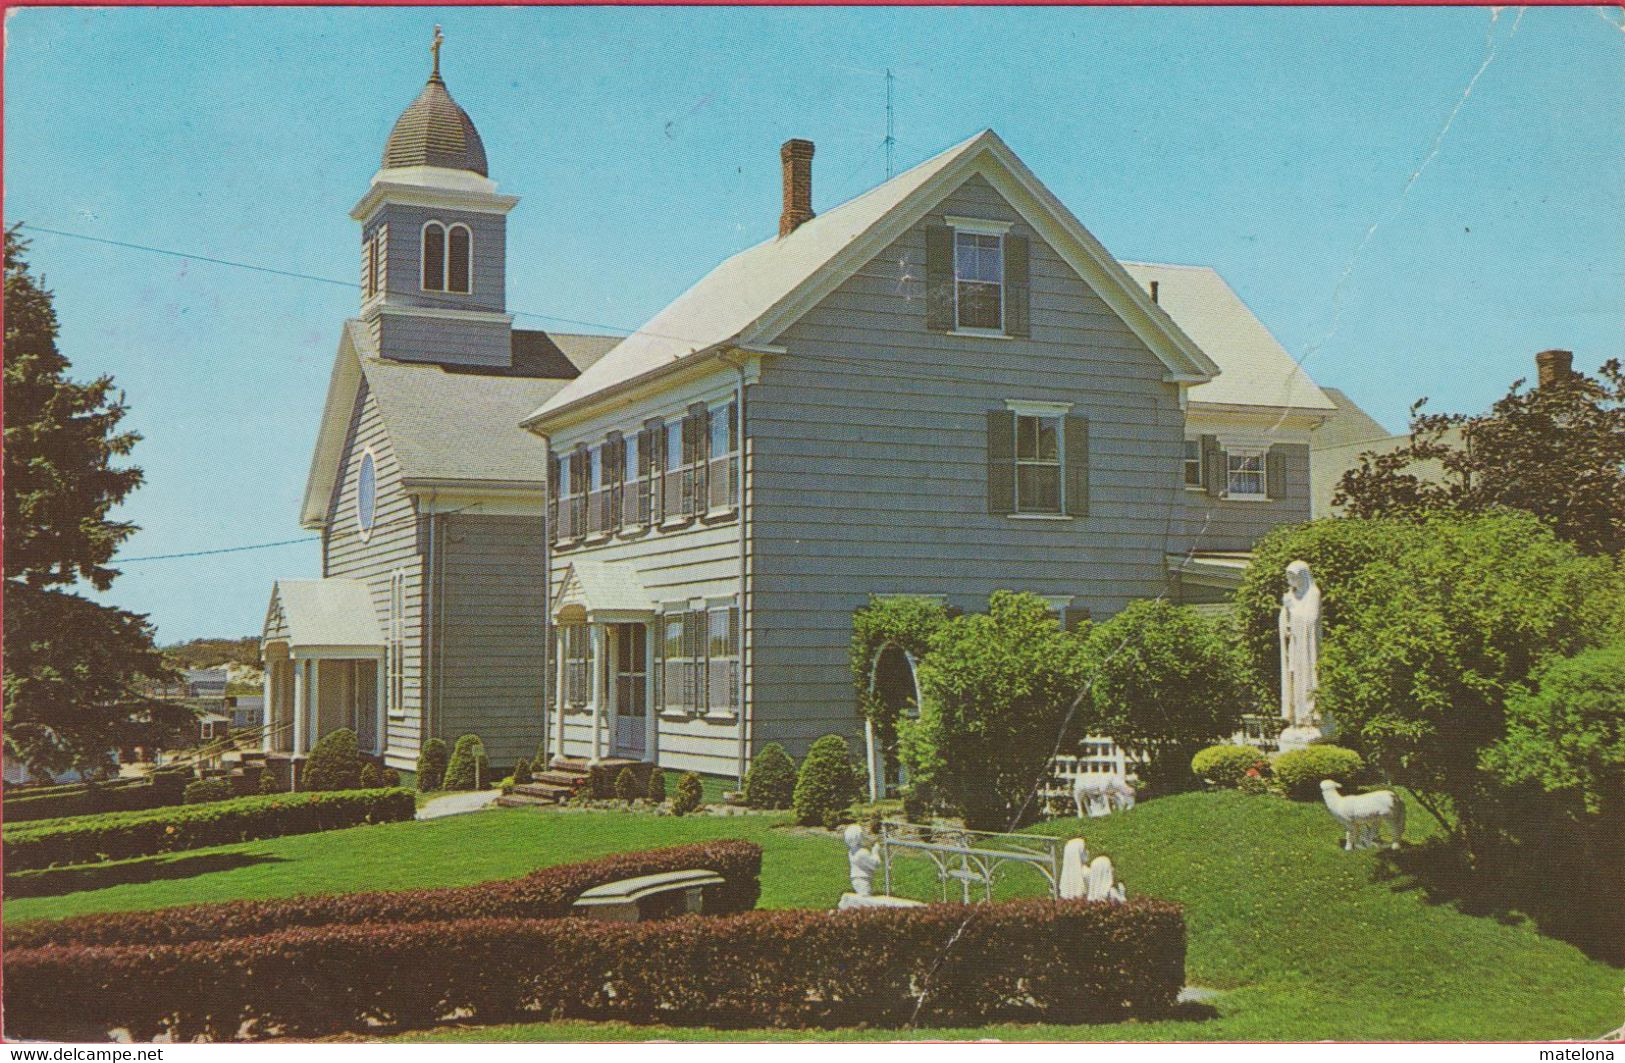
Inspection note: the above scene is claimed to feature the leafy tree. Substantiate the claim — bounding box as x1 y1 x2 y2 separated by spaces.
1333 357 1625 556
303 728 362 792
742 742 796 809
161 636 261 670
1315 512 1609 852
2 229 175 775
1087 599 1249 794
902 592 1092 829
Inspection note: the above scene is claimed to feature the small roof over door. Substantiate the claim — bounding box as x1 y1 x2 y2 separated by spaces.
263 579 385 652
553 560 656 623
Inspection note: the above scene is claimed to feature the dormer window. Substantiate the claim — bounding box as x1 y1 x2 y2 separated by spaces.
421 221 472 294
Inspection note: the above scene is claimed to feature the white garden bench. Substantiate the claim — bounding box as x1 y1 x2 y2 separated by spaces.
571 868 725 923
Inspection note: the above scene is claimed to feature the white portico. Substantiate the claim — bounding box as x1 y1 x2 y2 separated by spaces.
261 579 387 762
551 561 657 764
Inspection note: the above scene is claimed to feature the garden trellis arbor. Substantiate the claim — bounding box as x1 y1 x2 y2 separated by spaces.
851 595 951 802
876 820 1066 902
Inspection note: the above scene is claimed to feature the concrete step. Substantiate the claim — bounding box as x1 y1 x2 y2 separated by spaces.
533 770 589 789
512 781 574 800
496 793 558 808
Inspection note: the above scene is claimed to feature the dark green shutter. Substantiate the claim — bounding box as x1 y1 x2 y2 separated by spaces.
1266 446 1286 500
1064 415 1090 517
1004 234 1030 337
925 225 954 332
1062 605 1092 633
987 409 1015 514
1201 435 1225 497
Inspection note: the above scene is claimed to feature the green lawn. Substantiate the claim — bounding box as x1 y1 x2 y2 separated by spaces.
6 793 1620 1041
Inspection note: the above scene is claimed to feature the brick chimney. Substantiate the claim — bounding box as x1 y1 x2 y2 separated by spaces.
1535 349 1574 388
779 138 815 237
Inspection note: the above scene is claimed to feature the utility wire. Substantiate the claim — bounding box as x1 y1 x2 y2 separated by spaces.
116 536 320 563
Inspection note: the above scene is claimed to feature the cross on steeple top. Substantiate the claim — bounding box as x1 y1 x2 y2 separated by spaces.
430 25 444 81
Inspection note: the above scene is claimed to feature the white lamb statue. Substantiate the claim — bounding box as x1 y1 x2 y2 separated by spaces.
1320 779 1406 851
1072 775 1135 818
1085 855 1126 903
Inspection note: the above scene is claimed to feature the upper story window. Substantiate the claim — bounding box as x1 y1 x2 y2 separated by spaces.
1014 414 1061 514
356 450 378 539
362 235 381 300
954 230 1004 331
421 221 472 294
1183 439 1204 488
1226 448 1267 500
707 399 739 512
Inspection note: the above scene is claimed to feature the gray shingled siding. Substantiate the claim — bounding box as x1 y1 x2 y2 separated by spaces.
371 202 505 314
1178 443 1311 552
434 512 548 768
374 310 512 368
549 505 745 778
748 174 1188 756
322 380 426 770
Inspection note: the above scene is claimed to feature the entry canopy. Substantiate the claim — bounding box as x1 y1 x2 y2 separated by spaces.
553 560 656 623
264 579 385 652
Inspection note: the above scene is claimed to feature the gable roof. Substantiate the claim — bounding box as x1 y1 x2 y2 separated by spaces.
264 579 384 648
299 322 619 527
1120 262 1335 413
1312 387 1393 448
526 129 1220 427
553 559 656 620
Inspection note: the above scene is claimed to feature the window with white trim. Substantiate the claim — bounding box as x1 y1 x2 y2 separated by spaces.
1015 414 1062 514
560 624 590 709
1226 448 1267 499
387 569 406 715
655 600 738 716
707 398 739 511
707 603 741 713
954 230 1004 331
421 221 472 294
1183 439 1203 488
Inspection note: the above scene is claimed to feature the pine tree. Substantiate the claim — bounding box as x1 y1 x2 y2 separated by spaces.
2 227 178 776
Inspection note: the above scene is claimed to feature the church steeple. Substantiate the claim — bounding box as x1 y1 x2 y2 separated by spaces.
351 29 519 368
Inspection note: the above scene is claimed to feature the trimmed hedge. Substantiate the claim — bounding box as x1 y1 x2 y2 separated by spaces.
4 897 1184 1039
8 840 762 950
1271 745 1365 799
4 770 189 824
1191 745 1270 789
2 789 416 872
304 729 362 792
743 743 796 810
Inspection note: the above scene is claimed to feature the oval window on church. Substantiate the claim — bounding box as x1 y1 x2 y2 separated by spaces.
357 450 377 539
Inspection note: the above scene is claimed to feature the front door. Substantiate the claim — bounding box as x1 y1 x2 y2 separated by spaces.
612 624 647 759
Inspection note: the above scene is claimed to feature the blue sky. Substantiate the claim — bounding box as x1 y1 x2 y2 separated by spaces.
5 6 1622 642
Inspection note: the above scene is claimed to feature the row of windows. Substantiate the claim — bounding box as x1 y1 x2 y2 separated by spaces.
360 221 474 300
1182 440 1273 500
556 603 740 719
550 399 739 544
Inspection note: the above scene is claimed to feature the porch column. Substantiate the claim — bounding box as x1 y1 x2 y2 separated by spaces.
292 657 306 756
261 662 273 754
644 622 658 763
375 653 387 757
308 660 322 752
554 630 567 765
589 623 607 762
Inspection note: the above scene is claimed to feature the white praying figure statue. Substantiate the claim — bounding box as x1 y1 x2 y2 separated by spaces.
844 824 881 897
1278 560 1323 736
1058 837 1090 900
1085 855 1126 903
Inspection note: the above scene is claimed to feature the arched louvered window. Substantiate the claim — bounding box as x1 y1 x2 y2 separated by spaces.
421 222 446 292
447 224 472 294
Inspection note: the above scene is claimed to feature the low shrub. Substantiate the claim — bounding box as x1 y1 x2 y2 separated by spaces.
257 770 281 796
4 776 175 824
793 735 859 827
587 760 654 798
3 897 1184 1039
1 789 416 872
9 841 763 949
416 739 449 792
1191 745 1270 789
1271 745 1365 799
646 768 666 804
742 743 796 810
182 779 232 805
614 767 639 803
303 729 362 792
380 768 401 788
443 735 488 791
359 762 383 789
672 772 704 816
512 758 533 785
902 782 934 824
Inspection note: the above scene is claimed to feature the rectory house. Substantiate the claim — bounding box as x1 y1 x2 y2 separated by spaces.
261 41 1335 784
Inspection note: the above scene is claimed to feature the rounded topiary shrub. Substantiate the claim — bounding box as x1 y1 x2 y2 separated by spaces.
380 768 401 788
442 734 488 791
359 762 383 789
257 769 281 795
416 739 449 792
646 768 667 804
1191 744 1270 789
303 729 363 792
1272 745 1365 799
182 778 231 805
742 743 796 809
793 734 859 827
672 771 704 816
614 766 639 803
513 758 533 785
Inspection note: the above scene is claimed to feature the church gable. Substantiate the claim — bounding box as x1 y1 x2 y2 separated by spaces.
323 378 415 578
